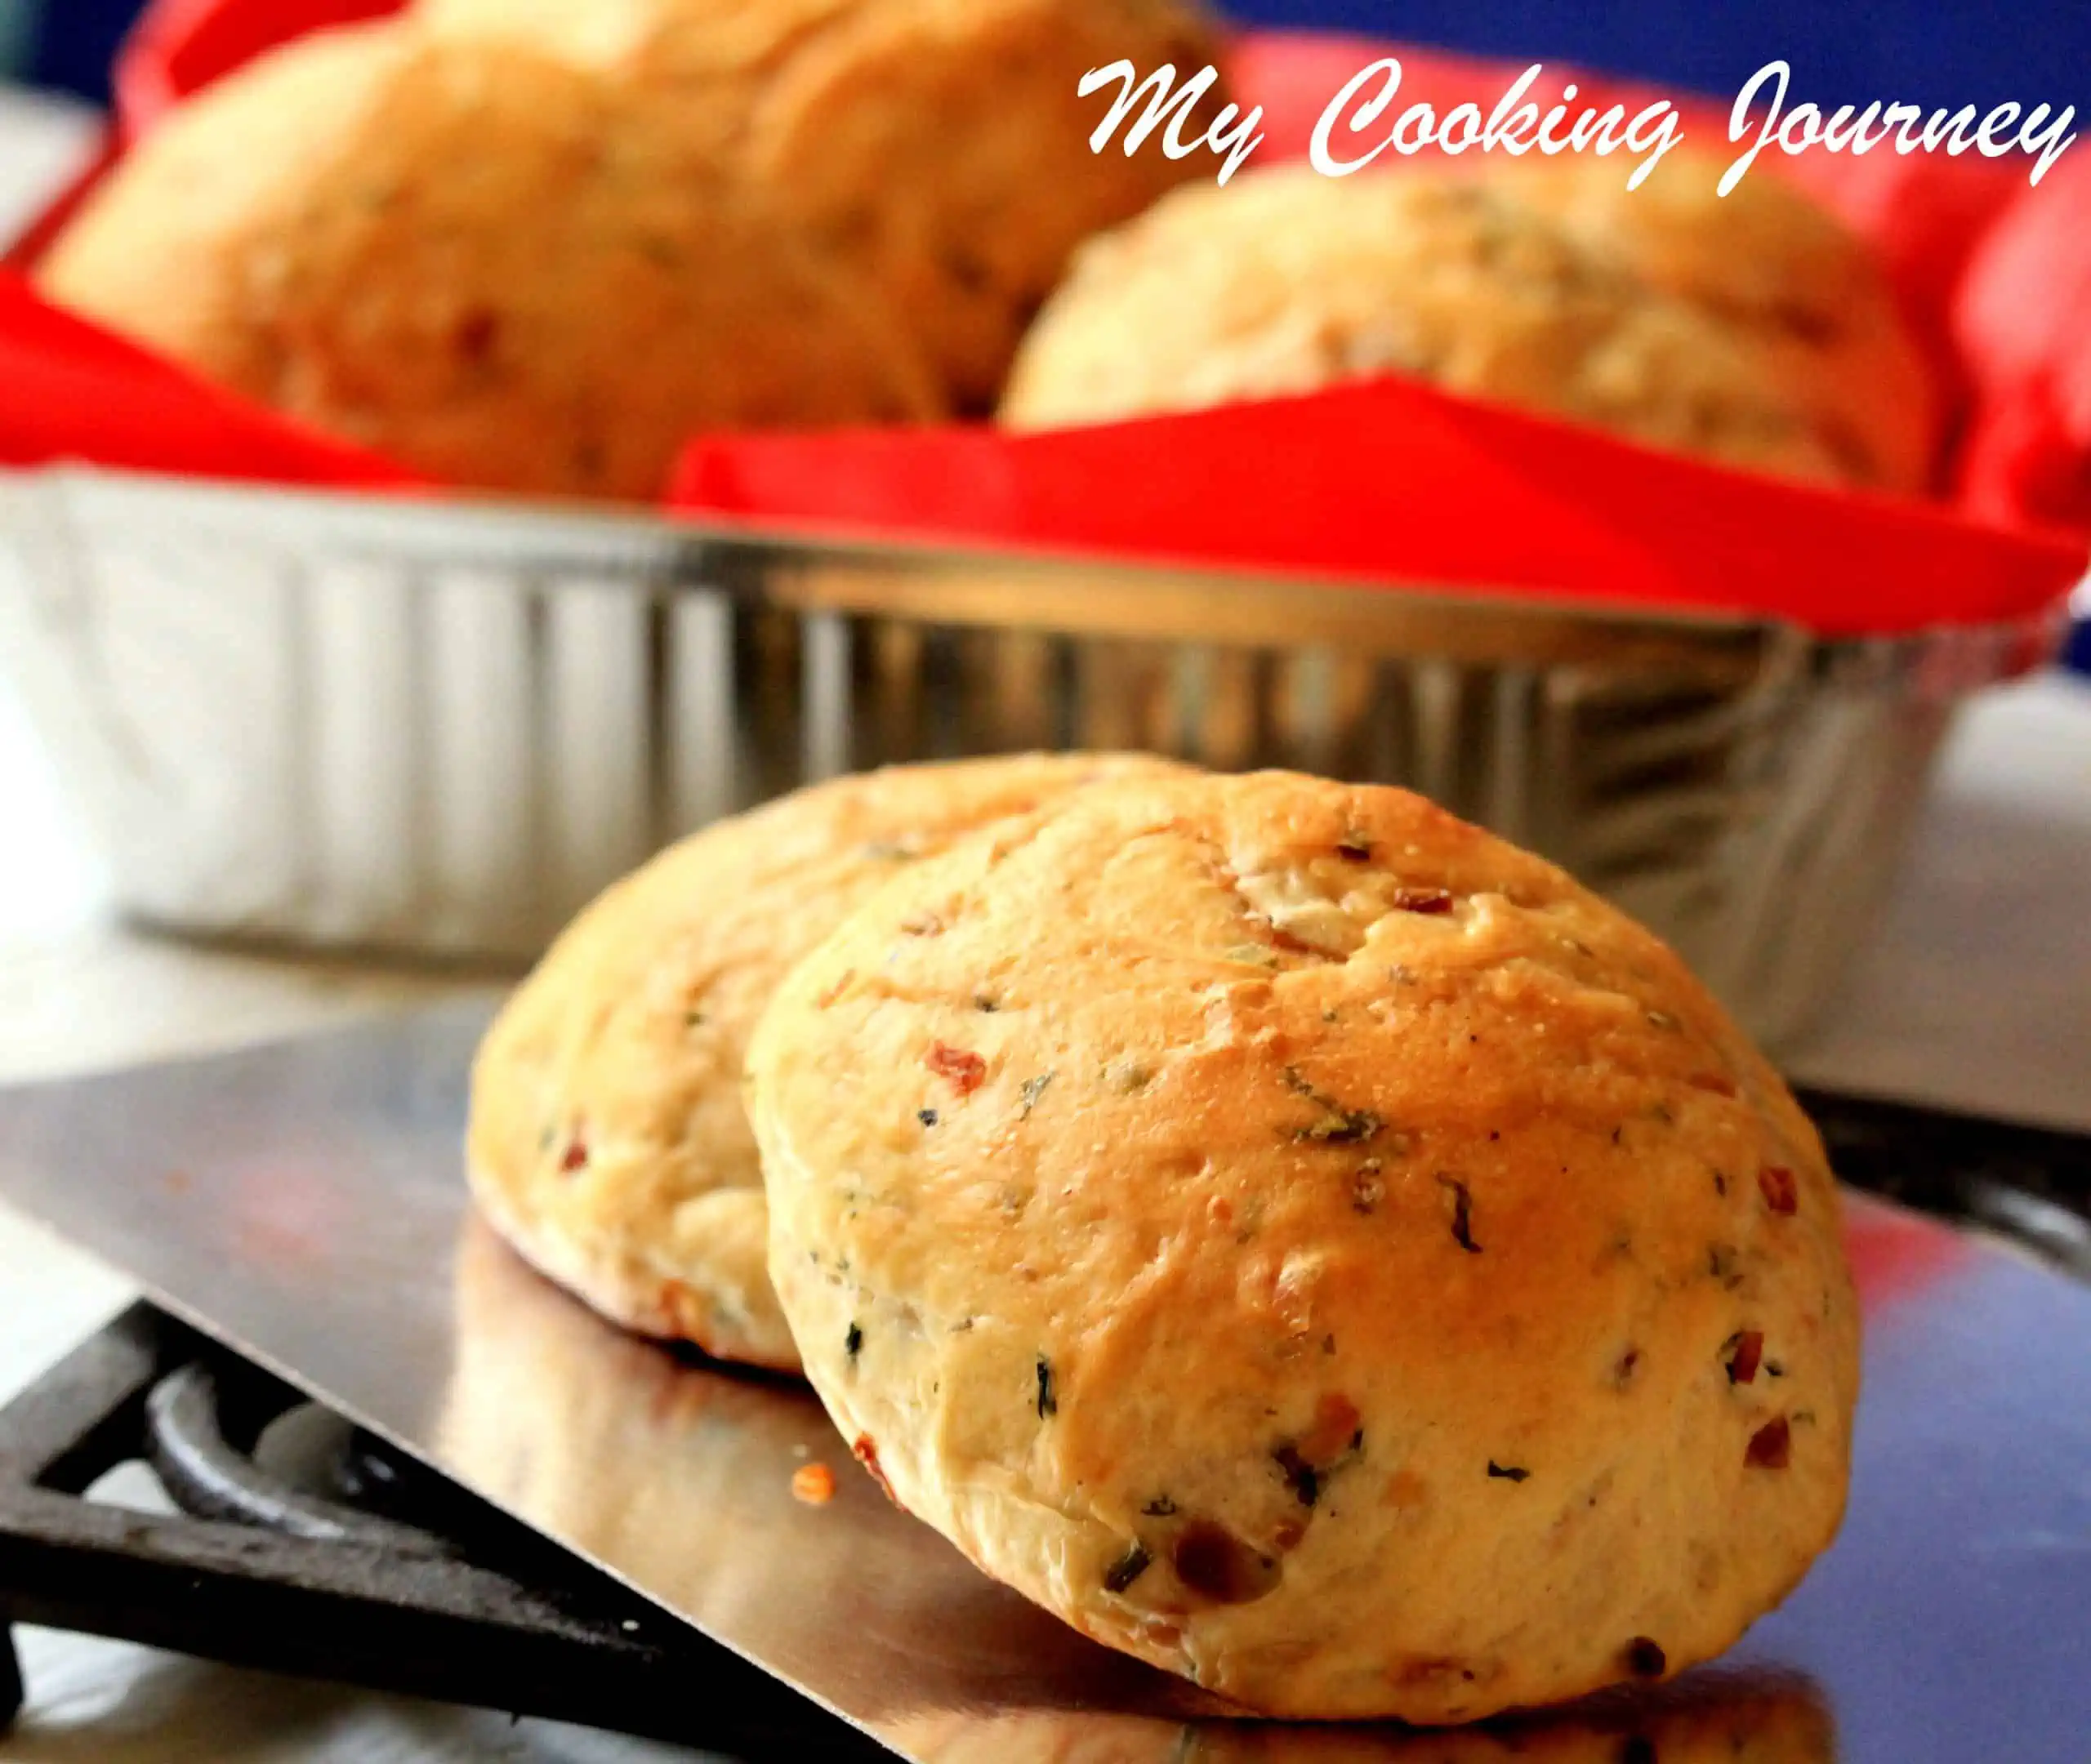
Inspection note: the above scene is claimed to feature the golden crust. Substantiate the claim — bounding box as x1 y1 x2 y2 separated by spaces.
37 21 942 497
1001 165 1857 487
1505 154 1939 493
417 0 1229 409
34 23 411 407
467 753 1188 1370
751 769 1860 1721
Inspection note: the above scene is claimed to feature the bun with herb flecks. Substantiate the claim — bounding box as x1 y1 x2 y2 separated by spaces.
467 752 1190 1370
416 0 1230 412
37 21 941 499
749 768 1859 1722
1504 151 1939 493
1000 164 1857 488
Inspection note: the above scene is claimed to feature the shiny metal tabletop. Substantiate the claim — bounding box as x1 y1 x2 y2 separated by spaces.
0 1002 2085 1762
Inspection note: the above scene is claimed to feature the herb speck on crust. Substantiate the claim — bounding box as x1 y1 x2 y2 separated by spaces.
1439 1175 1482 1252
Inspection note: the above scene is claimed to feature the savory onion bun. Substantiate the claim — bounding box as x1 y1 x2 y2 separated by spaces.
466 753 1188 1371
750 768 1858 1720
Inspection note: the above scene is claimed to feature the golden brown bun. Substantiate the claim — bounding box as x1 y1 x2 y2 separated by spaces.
417 0 1229 409
1001 165 1854 487
37 21 941 497
1506 153 1938 492
467 753 1190 1370
751 769 1859 1721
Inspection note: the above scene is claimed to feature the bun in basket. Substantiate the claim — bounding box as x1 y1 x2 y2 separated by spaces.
415 0 1232 410
1507 153 1939 492
37 21 941 497
751 768 1859 1720
467 753 1187 1370
1001 164 1865 488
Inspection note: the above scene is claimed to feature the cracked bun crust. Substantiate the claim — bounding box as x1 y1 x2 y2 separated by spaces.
38 21 941 498
750 770 1859 1721
1001 165 1856 488
467 753 1185 1370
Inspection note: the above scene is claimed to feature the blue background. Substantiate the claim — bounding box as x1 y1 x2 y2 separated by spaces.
11 1 2089 111
1233 1 2085 116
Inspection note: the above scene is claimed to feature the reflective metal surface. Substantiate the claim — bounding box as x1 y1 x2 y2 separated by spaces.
0 1004 2086 1762
1 467 2058 1046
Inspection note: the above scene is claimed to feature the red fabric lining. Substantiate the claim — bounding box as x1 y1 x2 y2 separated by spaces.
671 376 2082 636
0 277 415 488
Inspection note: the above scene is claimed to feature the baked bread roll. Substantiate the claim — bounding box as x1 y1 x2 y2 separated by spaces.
468 752 1187 1370
751 769 1859 1721
37 21 940 498
1509 153 1938 492
1000 166 1853 487
416 0 1230 409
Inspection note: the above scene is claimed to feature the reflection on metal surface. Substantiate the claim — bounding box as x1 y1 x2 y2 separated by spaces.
0 1004 2088 1762
896 1673 1835 1761
446 1212 1839 1761
440 1214 1227 1746
1 469 2056 1045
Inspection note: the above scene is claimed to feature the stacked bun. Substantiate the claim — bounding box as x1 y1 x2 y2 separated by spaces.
469 759 1860 1720
467 754 1188 1368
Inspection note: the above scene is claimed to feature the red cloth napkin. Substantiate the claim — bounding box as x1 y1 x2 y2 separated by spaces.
0 274 416 488
672 375 2082 636
1844 1195 1970 1317
1955 149 2091 533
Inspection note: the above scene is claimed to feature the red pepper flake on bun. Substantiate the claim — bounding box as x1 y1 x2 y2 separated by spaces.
1728 1331 1765 1385
853 1433 903 1506
1745 1417 1792 1470
927 1042 988 1094
1299 1393 1362 1463
1759 1165 1799 1215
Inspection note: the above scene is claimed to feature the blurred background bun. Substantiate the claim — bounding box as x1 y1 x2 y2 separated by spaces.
417 0 1233 412
36 18 944 497
1002 162 1932 492
1508 152 1940 492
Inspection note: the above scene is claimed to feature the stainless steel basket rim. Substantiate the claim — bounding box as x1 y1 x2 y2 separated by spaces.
7 462 2068 674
